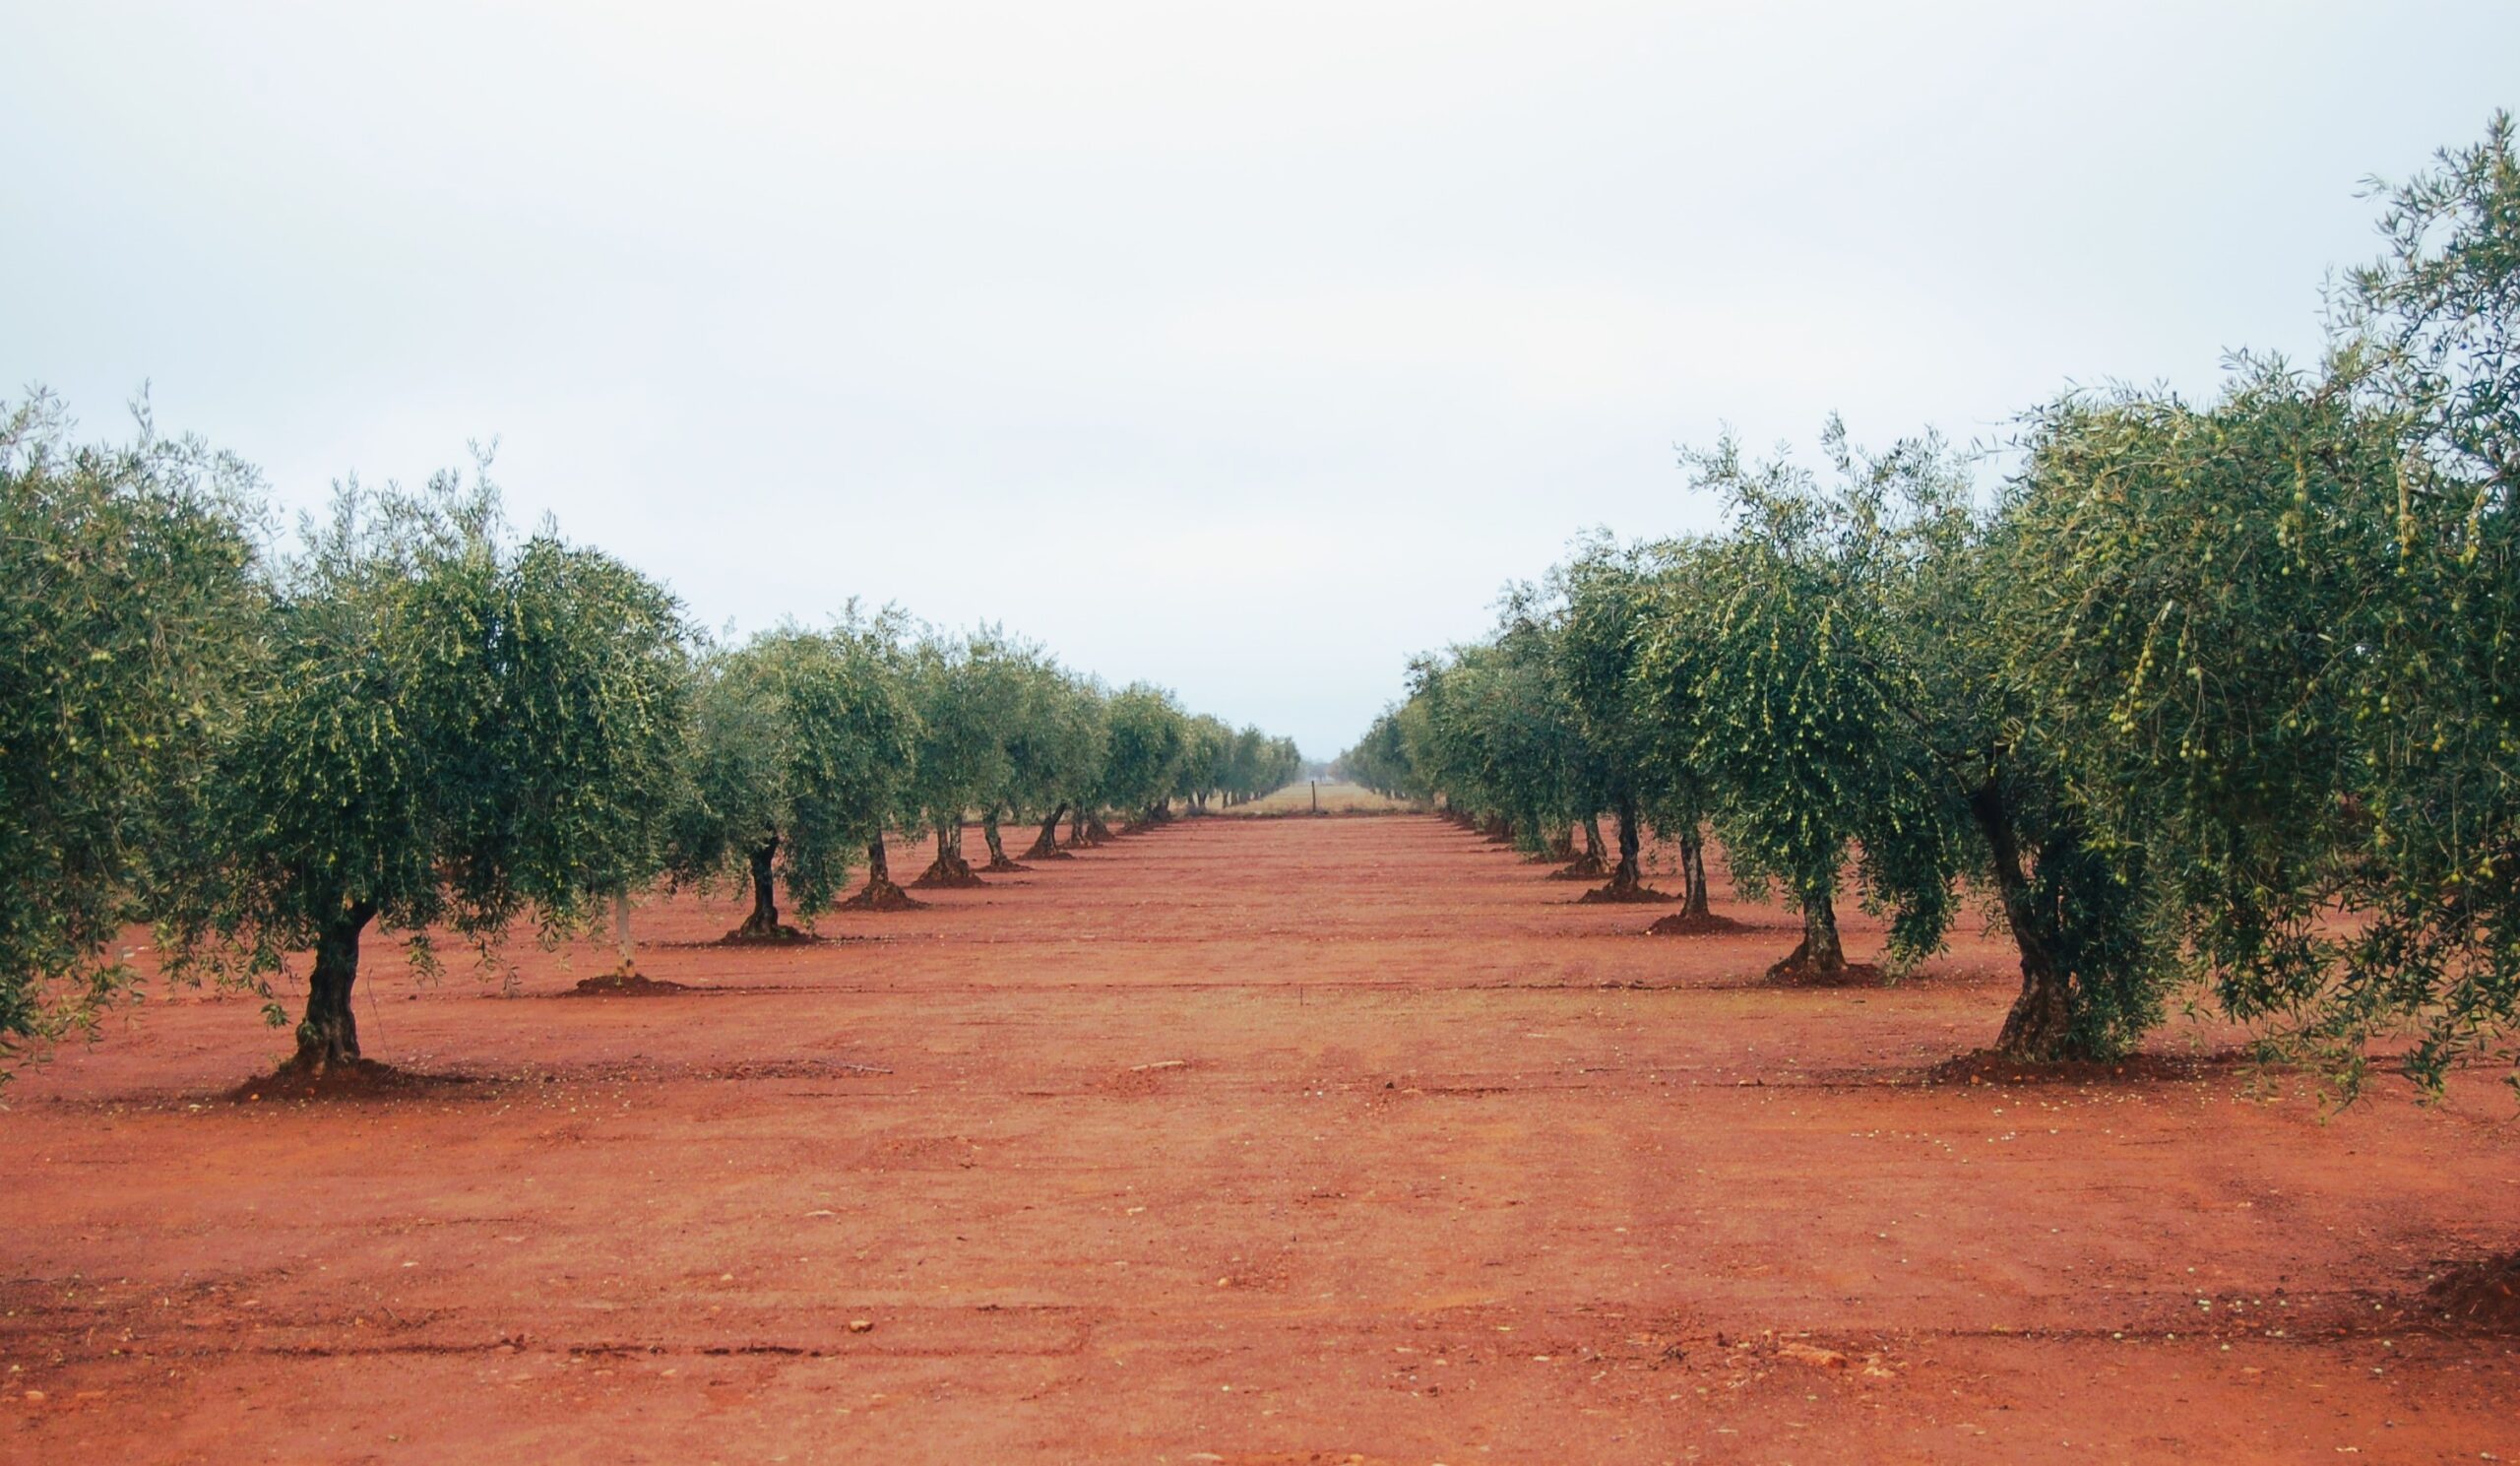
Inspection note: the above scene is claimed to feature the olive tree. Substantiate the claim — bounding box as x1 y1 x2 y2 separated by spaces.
2329 112 2520 1093
1407 635 1586 850
1101 683 1186 829
1008 665 1105 860
1809 425 2172 1056
1173 714 1233 813
673 612 921 930
1647 428 1955 981
904 628 1022 888
1 395 264 1066
1337 710 1420 800
166 471 689 1070
1549 534 1724 903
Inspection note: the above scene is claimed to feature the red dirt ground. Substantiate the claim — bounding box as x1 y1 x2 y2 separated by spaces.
3 815 2515 1463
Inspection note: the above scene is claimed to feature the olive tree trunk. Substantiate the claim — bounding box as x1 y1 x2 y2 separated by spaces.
1553 817 1608 879
1769 886 1848 979
847 833 922 909
294 899 378 1070
979 809 1030 871
1972 781 2079 1060
1677 824 1711 919
1026 802 1073 860
1584 796 1655 899
915 820 984 887
733 838 785 938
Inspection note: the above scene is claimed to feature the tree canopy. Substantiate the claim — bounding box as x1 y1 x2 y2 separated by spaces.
164 470 690 1068
0 395 264 1059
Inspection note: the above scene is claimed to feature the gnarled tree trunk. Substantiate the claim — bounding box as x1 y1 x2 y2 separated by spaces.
980 808 1031 872
914 819 985 888
1677 824 1711 919
1553 816 1608 879
845 833 924 911
736 838 788 937
1581 797 1669 902
1768 887 1848 980
1973 781 2079 1061
1026 802 1074 860
293 899 377 1071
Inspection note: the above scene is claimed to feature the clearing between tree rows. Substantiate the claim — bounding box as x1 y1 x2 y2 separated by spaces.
2 814 2513 1462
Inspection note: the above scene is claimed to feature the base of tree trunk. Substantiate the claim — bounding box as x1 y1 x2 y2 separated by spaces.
1577 879 1675 904
840 874 927 911
1546 853 1608 880
1764 938 1881 986
1993 970 2079 1061
911 857 987 889
1024 842 1076 860
565 966 691 996
718 921 814 945
1642 910 1748 936
978 856 1032 873
230 1056 463 1103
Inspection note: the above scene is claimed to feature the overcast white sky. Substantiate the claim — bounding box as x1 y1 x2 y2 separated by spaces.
6 2 2515 756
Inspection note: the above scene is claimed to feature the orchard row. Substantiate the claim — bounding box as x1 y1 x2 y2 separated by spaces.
1 430 1299 1073
1339 117 2520 1095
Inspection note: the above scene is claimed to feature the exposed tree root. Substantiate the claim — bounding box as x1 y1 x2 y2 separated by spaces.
1642 910 1749 936
978 857 1032 873
1545 854 1608 880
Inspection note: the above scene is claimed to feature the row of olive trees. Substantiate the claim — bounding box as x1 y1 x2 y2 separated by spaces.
1345 116 2520 1094
0 426 1300 1075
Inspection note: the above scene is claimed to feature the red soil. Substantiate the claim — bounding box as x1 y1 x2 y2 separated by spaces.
2426 1254 2520 1332
4 816 2516 1462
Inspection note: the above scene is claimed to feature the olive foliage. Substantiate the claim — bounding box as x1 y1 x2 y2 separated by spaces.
165 470 690 1067
0 395 265 1061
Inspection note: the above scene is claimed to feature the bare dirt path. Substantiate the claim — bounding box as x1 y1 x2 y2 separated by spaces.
3 815 2514 1463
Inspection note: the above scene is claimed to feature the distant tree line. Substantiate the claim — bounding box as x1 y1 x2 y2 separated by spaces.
0 424 1300 1075
1340 116 2520 1094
